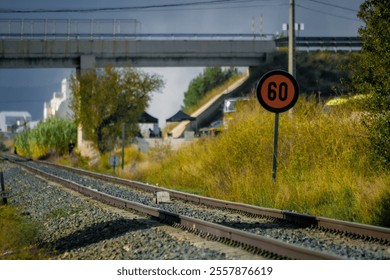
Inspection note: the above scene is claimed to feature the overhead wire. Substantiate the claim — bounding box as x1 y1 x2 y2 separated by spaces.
297 3 361 22
0 0 360 23
0 0 286 14
303 0 359 13
0 0 362 24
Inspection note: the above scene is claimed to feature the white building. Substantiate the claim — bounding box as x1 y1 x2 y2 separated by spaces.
43 78 72 120
0 111 31 133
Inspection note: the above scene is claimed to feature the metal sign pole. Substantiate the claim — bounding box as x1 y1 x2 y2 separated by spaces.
121 123 125 170
272 113 280 182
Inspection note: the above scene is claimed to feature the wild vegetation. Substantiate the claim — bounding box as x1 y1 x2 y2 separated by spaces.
14 117 76 159
350 0 390 167
131 97 389 226
182 67 239 112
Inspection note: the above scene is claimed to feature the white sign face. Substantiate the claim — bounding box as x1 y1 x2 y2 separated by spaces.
109 156 120 167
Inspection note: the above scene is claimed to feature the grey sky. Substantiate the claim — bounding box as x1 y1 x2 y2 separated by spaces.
0 0 364 126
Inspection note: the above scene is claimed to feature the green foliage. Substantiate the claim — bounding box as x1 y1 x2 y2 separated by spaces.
183 67 238 110
351 0 390 167
138 98 389 226
296 52 352 97
14 118 77 159
70 66 164 154
266 52 353 98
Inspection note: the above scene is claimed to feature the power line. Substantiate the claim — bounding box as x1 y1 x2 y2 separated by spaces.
0 0 284 14
303 0 359 13
139 1 287 13
0 0 361 23
296 4 361 22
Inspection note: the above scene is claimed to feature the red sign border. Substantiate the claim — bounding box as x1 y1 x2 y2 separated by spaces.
256 70 299 113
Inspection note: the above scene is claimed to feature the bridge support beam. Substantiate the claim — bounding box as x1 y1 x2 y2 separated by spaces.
79 55 96 73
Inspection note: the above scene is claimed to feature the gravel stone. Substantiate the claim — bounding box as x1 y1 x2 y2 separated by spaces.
3 160 389 260
1 163 232 260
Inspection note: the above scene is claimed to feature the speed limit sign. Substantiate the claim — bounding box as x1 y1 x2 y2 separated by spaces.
256 70 299 113
255 70 299 182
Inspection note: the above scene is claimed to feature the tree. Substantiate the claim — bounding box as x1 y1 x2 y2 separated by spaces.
352 0 390 167
183 67 238 110
70 66 163 153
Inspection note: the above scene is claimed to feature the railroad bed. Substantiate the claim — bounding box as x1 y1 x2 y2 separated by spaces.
1 155 389 260
1 160 264 260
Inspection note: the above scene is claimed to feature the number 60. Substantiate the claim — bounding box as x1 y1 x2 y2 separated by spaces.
268 82 288 101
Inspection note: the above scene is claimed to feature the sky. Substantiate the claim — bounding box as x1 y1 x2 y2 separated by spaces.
0 0 365 127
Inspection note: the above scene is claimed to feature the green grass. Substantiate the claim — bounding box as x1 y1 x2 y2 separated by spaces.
0 205 50 259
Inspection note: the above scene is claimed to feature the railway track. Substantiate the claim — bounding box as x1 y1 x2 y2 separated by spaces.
1 153 389 260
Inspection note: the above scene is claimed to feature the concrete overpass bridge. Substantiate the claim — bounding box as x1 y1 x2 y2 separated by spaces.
0 19 361 70
0 38 275 69
0 19 276 69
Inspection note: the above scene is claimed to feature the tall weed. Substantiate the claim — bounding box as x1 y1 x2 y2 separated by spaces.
139 98 389 225
14 118 77 159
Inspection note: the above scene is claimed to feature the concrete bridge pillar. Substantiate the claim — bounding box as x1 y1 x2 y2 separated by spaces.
78 55 96 74
77 55 100 160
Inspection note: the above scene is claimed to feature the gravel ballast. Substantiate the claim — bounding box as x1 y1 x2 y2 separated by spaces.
3 159 389 260
2 162 248 260
32 160 390 260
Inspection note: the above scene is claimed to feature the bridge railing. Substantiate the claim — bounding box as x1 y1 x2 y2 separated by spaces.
0 19 273 41
0 19 141 40
275 36 362 52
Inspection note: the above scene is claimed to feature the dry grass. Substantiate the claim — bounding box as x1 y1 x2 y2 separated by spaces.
136 97 389 226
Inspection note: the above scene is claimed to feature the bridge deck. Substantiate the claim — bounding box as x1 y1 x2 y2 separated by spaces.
0 39 276 68
0 19 361 69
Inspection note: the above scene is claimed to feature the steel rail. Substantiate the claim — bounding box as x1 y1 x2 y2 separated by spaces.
32 158 390 243
3 154 389 243
3 155 342 260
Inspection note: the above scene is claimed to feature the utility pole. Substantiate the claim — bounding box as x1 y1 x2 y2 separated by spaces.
259 14 263 37
288 0 296 77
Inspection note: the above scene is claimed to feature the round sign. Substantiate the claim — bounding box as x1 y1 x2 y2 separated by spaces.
256 70 299 113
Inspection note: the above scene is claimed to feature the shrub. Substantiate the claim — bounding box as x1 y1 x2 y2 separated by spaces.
14 118 77 159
